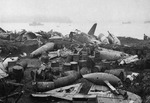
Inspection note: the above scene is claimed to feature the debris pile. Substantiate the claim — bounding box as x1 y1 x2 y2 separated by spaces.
0 23 150 103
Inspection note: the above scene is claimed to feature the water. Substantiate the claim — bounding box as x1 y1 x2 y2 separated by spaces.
0 22 150 39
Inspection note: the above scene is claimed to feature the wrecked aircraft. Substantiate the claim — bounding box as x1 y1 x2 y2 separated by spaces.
32 83 83 100
107 31 121 45
0 24 148 103
97 33 109 44
96 47 129 61
71 23 101 44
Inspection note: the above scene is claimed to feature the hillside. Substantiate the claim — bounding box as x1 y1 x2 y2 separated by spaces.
118 36 150 49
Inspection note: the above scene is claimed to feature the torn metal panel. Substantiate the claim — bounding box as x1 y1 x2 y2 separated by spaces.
88 84 142 103
32 83 83 101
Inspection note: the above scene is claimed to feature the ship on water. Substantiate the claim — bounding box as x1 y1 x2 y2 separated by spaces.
122 21 131 24
29 21 44 26
144 21 150 24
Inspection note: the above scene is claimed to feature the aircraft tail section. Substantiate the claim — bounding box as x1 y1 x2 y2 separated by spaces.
88 23 97 35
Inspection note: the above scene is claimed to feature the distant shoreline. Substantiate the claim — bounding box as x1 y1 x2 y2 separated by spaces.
144 21 150 24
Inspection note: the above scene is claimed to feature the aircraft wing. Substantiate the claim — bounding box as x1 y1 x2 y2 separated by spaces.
31 83 83 101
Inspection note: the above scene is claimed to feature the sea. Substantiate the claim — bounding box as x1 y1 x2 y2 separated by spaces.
0 22 150 39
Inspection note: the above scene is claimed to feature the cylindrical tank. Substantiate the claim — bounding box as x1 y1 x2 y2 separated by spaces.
94 51 101 62
54 72 82 88
73 54 80 62
70 61 78 71
83 73 122 86
34 82 55 92
63 63 71 71
79 60 87 70
81 51 88 60
66 54 73 63
30 42 55 58
12 65 24 82
87 56 95 69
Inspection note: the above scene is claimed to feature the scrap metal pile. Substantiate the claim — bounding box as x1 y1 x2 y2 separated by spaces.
0 24 150 103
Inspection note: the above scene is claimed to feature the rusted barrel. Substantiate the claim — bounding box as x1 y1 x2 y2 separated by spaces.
63 63 71 71
81 51 88 60
12 65 24 82
34 82 55 92
87 56 95 69
86 47 91 55
73 54 80 62
70 61 78 71
94 51 101 62
66 54 73 63
79 60 87 70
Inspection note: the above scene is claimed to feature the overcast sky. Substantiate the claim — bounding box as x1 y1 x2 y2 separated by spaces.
0 0 150 23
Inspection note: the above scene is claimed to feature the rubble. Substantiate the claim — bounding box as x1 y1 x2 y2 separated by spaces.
0 24 149 103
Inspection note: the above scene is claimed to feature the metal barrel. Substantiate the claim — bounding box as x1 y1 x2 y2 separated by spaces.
81 51 88 60
70 61 78 71
86 47 91 55
63 63 71 71
12 65 24 82
73 54 80 62
79 60 87 70
87 56 95 70
94 51 101 62
66 54 73 63
34 82 55 92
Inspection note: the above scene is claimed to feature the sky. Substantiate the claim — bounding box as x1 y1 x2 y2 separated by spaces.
0 0 150 23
